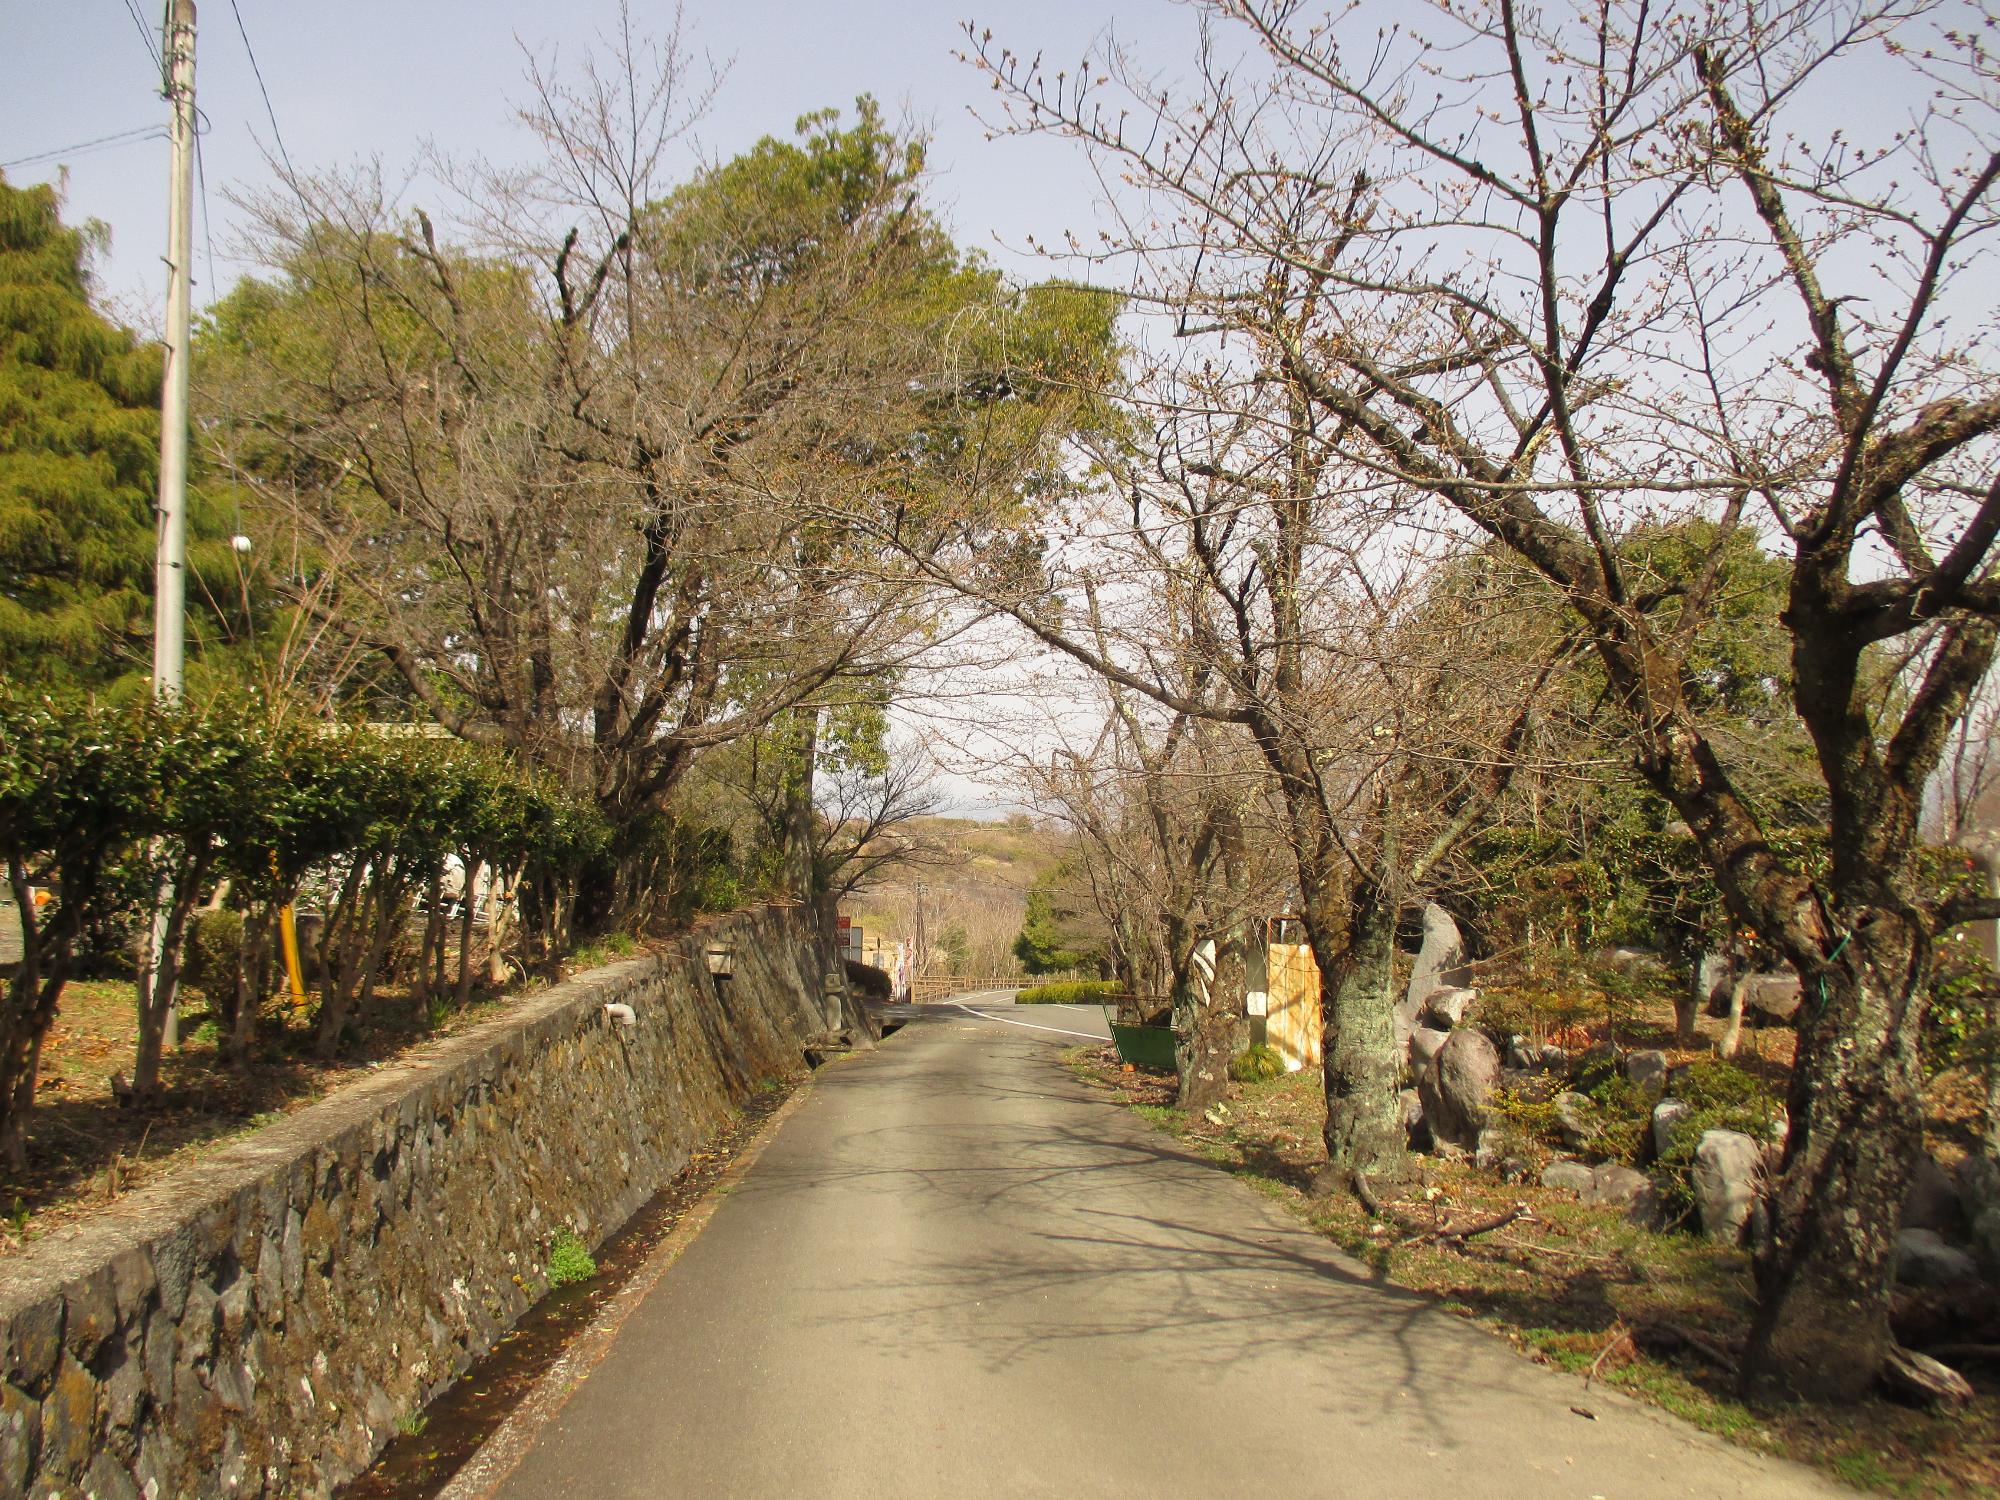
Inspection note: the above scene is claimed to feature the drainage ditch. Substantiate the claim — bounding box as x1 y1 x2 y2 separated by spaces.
337 1077 798 1499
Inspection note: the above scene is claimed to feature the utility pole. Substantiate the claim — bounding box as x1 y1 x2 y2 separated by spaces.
145 0 198 1053
154 0 195 700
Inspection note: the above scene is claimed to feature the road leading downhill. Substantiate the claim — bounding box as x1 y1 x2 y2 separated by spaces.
485 1010 1840 1499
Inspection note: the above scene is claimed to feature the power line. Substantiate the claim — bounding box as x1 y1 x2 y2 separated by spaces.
6 5 168 176
193 117 219 301
226 0 297 181
120 0 164 81
1 124 166 173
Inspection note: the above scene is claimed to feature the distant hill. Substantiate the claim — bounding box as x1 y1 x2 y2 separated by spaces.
842 815 1069 977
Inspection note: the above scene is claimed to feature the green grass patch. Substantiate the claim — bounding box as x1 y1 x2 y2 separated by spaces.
1130 1102 1185 1133
569 932 641 970
1229 1043 1287 1082
1830 1451 1897 1490
546 1227 597 1288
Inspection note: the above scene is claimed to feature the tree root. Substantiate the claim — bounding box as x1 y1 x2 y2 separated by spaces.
1882 1345 1975 1408
1354 1172 1530 1246
1631 1319 1739 1375
1438 1202 1529 1242
1584 1324 1636 1389
1352 1171 1391 1216
1924 1343 2000 1364
1550 1319 1743 1390
1486 1234 1619 1266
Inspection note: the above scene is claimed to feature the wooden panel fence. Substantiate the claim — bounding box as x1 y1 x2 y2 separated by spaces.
1265 940 1323 1072
909 973 1025 1002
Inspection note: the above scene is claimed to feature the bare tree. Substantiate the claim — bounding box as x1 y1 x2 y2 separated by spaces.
882 303 1562 1176
201 16 1108 893
1930 669 2000 843
964 0 2000 1397
724 722 950 906
1020 660 1284 1107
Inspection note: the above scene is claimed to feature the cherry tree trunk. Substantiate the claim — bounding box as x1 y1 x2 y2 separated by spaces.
1176 935 1244 1113
1312 889 1405 1191
781 707 820 903
1742 918 1926 1401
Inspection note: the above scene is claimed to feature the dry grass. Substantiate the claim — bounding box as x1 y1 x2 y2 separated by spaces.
1064 1045 2000 1498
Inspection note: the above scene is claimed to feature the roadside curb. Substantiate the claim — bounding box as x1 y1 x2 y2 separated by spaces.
435 1074 818 1500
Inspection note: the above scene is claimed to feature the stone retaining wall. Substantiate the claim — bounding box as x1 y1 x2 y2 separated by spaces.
0 904 835 1499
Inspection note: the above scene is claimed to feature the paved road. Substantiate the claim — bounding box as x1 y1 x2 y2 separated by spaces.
485 1008 1838 1500
939 990 1112 1042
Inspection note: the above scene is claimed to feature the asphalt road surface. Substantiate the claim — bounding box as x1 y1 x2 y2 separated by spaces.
945 990 1111 1042
482 1005 1839 1500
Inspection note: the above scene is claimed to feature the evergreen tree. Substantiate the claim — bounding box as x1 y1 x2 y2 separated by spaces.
1014 870 1100 975
0 176 241 692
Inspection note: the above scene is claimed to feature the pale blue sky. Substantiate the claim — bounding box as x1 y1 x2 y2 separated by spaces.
2 0 1200 326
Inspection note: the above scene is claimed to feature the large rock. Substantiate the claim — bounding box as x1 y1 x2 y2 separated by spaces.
1650 1098 1690 1161
1675 955 1721 1041
1589 1164 1661 1227
1541 1160 1595 1196
1408 903 1466 1000
1553 1091 1595 1151
1955 1153 2000 1226
1703 968 1800 1023
1506 1037 1568 1073
1624 1049 1668 1094
1704 975 1733 1020
1590 945 1659 971
1741 973 1802 1024
1695 951 1730 1010
1418 1028 1500 1150
1894 1228 1980 1287
1541 1160 1655 1223
1419 986 1478 1030
1408 1026 1451 1067
1692 1129 1762 1244
1398 1088 1428 1150
1397 904 1467 1052
1972 1207 2000 1279
1960 1156 2000 1277
1902 1154 1962 1235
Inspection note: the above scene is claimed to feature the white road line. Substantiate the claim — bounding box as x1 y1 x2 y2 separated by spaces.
950 1002 1104 1040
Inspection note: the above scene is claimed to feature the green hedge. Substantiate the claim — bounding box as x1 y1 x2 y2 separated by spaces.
0 690 632 1145
1016 979 1124 1005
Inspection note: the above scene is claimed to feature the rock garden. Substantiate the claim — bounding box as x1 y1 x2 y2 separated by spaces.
1390 905 1997 1300
1066 902 2000 1495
